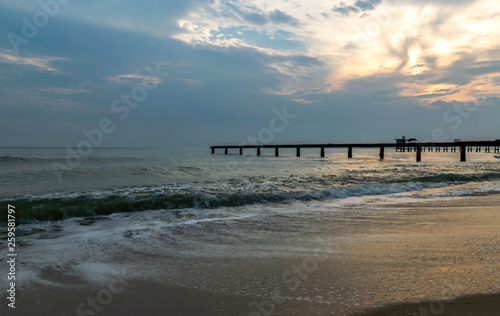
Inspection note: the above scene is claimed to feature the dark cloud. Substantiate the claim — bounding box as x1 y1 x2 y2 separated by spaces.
432 59 500 85
240 11 269 25
1 2 499 147
428 98 500 113
226 3 299 26
415 89 460 99
269 10 299 26
354 0 382 11
0 6 321 147
332 3 360 16
332 0 382 16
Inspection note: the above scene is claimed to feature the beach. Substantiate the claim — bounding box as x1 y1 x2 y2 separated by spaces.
4 189 499 315
3 0 500 314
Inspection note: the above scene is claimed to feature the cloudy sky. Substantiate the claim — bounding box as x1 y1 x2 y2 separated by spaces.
1 0 499 147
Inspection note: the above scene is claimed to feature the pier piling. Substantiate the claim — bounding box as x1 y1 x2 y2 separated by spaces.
210 140 499 162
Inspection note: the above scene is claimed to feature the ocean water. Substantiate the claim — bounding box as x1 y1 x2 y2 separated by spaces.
1 146 500 311
2 146 500 223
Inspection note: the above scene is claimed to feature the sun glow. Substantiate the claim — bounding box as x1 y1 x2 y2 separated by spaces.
173 0 500 103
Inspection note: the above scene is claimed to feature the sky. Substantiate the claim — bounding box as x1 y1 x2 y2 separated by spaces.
1 0 500 147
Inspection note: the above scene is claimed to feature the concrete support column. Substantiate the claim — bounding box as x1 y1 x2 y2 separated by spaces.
461 146 466 162
380 147 385 159
348 147 353 158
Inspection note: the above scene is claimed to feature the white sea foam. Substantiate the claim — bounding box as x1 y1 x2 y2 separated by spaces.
166 214 256 227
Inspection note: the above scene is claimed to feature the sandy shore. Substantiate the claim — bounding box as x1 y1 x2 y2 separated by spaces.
3 193 500 315
359 293 500 315
9 283 499 316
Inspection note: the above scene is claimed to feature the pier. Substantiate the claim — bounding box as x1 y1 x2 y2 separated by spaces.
210 141 500 162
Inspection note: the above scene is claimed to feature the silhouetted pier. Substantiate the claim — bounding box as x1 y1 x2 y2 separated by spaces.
210 141 500 162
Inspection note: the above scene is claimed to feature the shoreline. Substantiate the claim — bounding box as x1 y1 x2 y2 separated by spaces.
2 191 499 315
7 282 500 316
358 293 500 316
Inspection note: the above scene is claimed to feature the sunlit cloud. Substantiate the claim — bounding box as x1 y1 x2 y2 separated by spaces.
184 78 204 85
1 88 90 112
172 0 500 104
293 98 315 104
106 73 161 85
0 50 64 73
36 98 90 112
38 87 91 95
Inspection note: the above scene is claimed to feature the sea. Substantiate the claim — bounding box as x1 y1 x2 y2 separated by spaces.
2 146 500 223
1 146 500 311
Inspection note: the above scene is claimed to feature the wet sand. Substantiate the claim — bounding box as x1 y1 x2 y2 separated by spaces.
359 293 500 316
10 283 499 316
4 193 500 315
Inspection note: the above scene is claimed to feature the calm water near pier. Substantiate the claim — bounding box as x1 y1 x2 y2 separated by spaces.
1 146 500 223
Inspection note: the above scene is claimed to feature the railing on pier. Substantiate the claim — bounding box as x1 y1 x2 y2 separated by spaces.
210 141 500 162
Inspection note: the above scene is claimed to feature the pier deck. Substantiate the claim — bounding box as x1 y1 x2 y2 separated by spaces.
210 141 500 162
